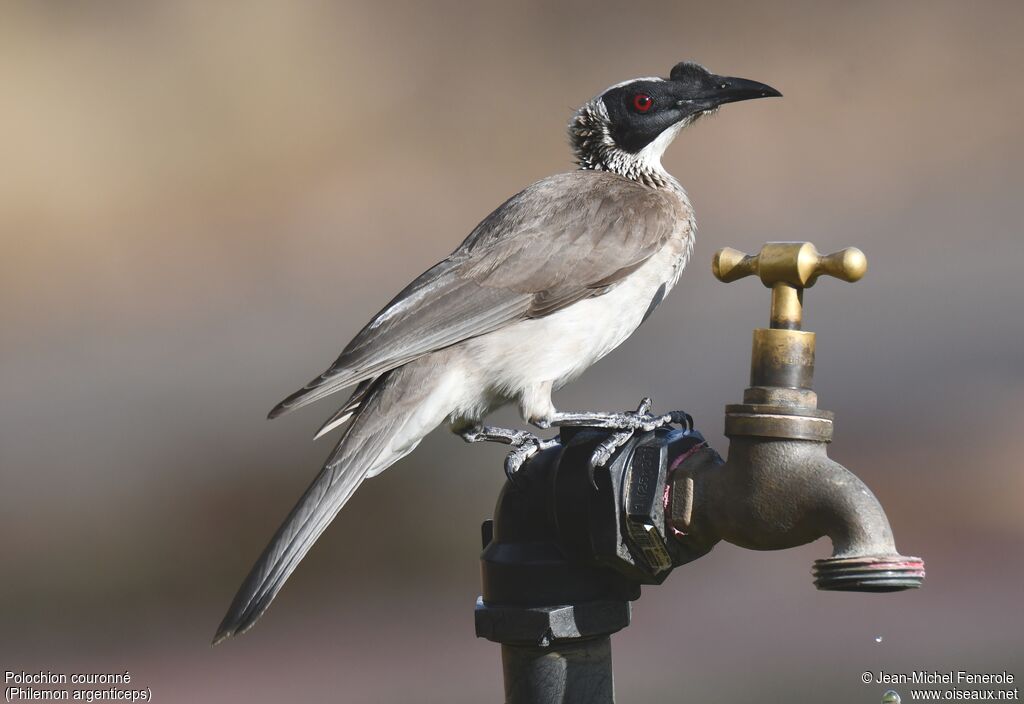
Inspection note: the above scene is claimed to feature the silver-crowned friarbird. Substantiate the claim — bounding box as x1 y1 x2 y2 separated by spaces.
214 61 780 643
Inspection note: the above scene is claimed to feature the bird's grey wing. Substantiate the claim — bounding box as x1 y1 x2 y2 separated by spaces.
271 171 686 418
269 260 534 417
460 172 684 316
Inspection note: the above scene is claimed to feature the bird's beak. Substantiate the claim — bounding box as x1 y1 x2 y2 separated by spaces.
677 75 782 111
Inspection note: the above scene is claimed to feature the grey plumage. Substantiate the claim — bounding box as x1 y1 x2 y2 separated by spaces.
215 61 779 643
216 362 445 642
270 172 686 420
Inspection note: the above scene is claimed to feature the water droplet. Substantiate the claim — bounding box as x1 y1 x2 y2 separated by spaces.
882 690 901 704
874 635 884 643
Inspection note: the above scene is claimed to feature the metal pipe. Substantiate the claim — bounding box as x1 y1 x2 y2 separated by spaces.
476 443 636 704
501 638 614 704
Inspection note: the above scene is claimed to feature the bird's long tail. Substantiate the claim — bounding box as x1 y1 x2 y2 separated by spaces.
213 358 455 643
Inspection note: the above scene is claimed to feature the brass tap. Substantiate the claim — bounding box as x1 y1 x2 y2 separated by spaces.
713 241 866 329
712 242 867 442
664 241 924 592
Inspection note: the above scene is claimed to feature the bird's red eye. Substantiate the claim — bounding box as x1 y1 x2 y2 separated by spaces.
633 94 653 112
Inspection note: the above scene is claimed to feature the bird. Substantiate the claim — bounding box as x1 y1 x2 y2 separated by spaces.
214 60 780 643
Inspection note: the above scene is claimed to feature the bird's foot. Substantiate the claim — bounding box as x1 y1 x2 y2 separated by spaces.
457 424 560 482
538 398 693 487
538 397 690 433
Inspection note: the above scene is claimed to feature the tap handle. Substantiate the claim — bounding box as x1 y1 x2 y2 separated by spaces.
713 242 867 289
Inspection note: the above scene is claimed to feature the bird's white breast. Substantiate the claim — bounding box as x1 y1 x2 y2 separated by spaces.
456 232 691 418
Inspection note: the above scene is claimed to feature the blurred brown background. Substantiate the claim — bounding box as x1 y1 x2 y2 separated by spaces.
2 1 1022 701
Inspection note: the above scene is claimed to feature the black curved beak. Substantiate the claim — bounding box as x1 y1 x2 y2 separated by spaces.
677 75 782 111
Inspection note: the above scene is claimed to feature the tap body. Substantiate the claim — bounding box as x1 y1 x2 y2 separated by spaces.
667 433 925 589
683 437 894 555
669 239 924 590
669 433 923 591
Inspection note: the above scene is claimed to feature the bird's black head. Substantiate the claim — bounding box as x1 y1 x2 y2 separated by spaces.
570 61 781 184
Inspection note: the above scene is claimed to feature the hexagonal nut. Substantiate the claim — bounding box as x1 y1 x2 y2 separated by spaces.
474 597 631 646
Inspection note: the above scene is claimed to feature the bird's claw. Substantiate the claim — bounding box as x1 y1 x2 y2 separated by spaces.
627 397 692 433
552 397 682 434
668 410 694 432
503 432 559 483
456 424 558 484
459 399 693 488
567 399 693 490
585 429 635 489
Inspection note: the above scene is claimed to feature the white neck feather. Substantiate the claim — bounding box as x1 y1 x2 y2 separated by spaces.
568 98 690 190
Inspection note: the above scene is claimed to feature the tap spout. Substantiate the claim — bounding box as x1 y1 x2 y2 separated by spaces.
669 436 924 591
